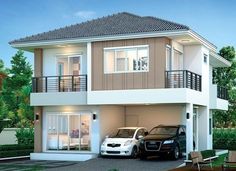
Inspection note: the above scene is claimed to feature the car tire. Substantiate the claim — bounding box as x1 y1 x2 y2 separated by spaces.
131 146 138 158
171 145 180 160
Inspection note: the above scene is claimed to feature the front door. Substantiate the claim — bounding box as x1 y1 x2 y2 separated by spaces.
193 107 198 151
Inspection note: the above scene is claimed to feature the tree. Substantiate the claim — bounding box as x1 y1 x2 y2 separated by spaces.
213 46 236 127
2 50 33 127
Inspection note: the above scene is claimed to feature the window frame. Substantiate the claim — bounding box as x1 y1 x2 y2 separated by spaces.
103 45 149 74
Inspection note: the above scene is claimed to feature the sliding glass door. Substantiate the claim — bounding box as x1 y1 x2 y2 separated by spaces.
47 113 91 151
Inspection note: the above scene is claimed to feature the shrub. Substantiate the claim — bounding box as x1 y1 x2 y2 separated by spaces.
15 128 34 145
213 128 236 150
0 144 34 158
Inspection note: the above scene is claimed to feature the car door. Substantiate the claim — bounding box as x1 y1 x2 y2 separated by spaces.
178 127 186 152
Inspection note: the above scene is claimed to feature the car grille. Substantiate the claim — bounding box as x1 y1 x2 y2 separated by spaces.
106 151 120 154
145 141 161 151
107 143 121 148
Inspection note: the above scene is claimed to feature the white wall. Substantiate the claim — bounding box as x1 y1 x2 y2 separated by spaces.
99 106 125 143
125 105 185 131
43 45 87 76
183 45 202 75
0 128 18 145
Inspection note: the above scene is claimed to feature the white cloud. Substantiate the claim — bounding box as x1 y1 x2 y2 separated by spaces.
74 11 96 19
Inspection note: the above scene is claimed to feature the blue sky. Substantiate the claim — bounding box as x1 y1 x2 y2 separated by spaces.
1 0 236 67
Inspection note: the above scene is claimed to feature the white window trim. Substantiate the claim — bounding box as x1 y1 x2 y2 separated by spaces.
104 45 149 74
44 111 92 153
56 54 82 76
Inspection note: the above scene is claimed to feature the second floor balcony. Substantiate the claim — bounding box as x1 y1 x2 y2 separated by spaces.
32 75 87 93
165 70 202 91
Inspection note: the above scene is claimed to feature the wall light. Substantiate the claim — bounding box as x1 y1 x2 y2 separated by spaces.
93 113 97 120
35 113 39 121
186 112 190 120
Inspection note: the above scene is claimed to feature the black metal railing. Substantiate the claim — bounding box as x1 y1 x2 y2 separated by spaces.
217 86 228 100
32 75 87 93
165 70 202 91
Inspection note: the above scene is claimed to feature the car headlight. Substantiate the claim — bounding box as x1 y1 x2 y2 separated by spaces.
102 140 107 146
163 140 174 144
124 140 133 146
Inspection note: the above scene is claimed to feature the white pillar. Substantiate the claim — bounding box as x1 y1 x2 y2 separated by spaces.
186 103 193 158
198 106 210 150
87 42 92 92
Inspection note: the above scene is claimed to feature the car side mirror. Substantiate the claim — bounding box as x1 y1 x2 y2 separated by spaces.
180 132 186 136
138 135 143 139
144 131 148 136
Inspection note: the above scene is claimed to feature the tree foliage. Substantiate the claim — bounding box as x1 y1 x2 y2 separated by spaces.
213 46 236 127
1 50 33 127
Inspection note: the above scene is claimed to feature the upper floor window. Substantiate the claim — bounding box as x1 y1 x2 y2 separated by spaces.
104 45 149 73
57 55 81 76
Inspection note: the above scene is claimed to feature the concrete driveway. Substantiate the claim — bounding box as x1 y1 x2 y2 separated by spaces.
0 157 184 171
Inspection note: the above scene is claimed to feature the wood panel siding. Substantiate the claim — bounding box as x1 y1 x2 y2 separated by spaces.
33 49 43 152
91 37 170 90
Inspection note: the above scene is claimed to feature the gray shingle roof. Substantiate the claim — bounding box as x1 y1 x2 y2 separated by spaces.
10 12 190 44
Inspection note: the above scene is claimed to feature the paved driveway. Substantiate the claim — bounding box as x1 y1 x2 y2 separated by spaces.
0 157 184 171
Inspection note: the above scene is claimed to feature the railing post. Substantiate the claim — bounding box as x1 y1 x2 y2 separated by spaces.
58 76 61 92
72 75 74 91
165 71 168 88
85 75 87 91
35 78 38 93
45 77 47 92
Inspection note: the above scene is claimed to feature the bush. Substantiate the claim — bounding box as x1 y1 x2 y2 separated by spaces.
213 128 236 150
0 144 34 158
15 128 34 145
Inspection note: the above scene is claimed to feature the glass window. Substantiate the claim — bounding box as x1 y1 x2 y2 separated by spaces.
173 49 183 70
47 113 91 151
104 46 149 73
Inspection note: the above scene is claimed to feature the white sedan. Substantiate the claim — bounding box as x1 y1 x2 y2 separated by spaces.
100 127 148 158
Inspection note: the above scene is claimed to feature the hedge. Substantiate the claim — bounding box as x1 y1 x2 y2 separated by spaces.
0 144 33 158
213 128 236 150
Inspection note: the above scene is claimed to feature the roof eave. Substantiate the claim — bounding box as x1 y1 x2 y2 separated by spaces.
10 29 190 49
209 51 231 68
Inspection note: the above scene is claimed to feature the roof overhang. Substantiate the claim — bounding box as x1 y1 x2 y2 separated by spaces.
10 29 217 52
209 51 231 67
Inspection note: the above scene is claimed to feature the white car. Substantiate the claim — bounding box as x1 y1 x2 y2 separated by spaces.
100 127 148 158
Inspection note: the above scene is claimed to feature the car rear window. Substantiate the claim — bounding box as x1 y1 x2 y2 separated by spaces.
149 127 177 135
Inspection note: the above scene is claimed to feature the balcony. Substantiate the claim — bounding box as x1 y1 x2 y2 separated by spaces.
217 86 228 100
165 70 202 91
32 75 87 93
210 84 228 110
31 75 87 106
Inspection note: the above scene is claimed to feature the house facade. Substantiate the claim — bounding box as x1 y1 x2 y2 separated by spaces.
10 12 230 161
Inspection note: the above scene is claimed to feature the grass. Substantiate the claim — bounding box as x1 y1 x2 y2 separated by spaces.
212 153 227 167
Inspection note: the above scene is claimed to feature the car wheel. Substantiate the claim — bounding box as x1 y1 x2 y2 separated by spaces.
172 145 180 160
131 146 138 158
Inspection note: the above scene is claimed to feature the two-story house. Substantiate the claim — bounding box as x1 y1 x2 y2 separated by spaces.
10 12 230 161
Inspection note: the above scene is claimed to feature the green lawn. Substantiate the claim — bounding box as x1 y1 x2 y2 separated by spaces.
212 153 227 167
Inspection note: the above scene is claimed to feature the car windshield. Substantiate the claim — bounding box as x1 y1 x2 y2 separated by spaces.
149 127 177 135
111 129 136 138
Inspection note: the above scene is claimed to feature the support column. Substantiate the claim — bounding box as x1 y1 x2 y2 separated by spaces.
34 48 43 152
87 42 92 92
198 106 210 150
186 103 193 158
34 107 43 152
